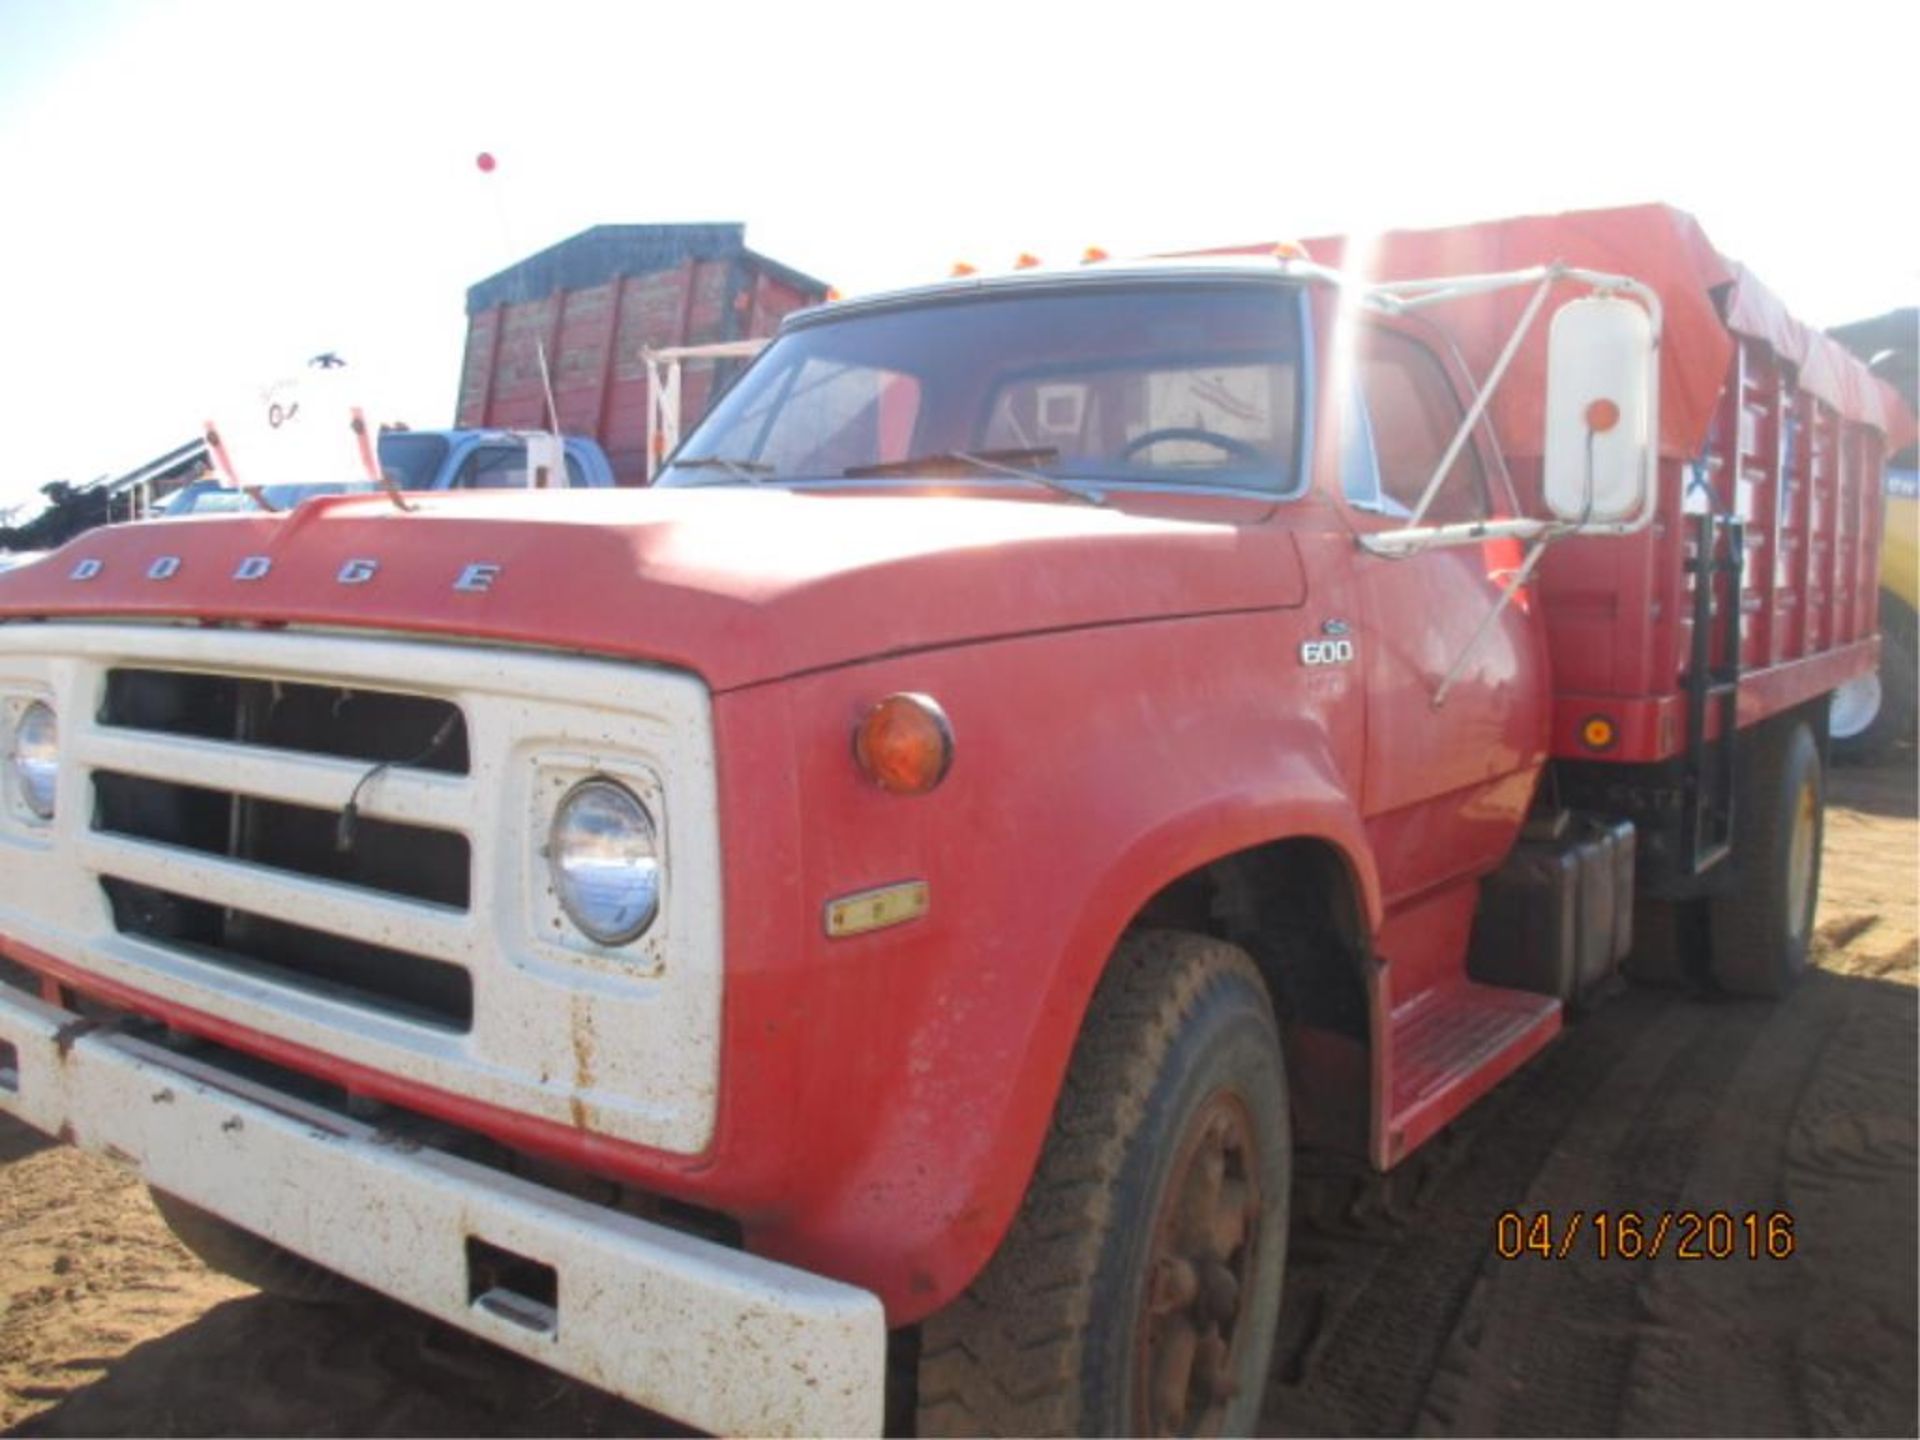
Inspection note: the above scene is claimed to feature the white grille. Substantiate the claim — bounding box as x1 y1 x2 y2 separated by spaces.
0 623 723 1155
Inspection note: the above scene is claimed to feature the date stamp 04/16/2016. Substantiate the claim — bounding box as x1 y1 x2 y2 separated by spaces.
1494 1209 1798 1262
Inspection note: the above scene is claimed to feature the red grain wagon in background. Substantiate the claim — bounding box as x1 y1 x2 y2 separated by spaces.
453 223 829 486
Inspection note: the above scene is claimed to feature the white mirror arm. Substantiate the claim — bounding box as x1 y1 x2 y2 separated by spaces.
1430 534 1553 708
1354 265 1665 556
1404 268 1562 529
1358 515 1551 556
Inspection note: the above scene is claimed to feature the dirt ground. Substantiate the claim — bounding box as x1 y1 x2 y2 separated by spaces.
2 760 1914 1437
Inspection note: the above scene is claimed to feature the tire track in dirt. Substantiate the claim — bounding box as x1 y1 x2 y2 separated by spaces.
1416 993 1780 1436
1260 986 1715 1435
1262 754 1916 1439
1772 977 1918 1437
1606 976 1862 1438
1426 976 1859 1437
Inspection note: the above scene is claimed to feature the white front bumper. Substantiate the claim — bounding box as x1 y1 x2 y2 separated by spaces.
0 984 886 1438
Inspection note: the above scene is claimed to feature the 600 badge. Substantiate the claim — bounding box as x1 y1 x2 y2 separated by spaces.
1300 638 1355 667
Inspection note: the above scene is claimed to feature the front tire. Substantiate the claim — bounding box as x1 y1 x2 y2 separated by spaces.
917 930 1290 1437
149 1188 363 1305
1708 717 1825 997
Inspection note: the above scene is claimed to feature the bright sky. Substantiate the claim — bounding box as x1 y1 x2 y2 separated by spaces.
0 0 1913 507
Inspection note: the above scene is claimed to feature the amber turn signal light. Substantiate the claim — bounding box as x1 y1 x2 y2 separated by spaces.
854 693 954 794
1581 714 1618 751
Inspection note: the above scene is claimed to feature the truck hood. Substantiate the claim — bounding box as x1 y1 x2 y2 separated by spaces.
0 488 1306 690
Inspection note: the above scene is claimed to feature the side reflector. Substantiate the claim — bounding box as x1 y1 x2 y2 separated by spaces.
854 693 954 794
1581 714 1618 751
826 880 930 938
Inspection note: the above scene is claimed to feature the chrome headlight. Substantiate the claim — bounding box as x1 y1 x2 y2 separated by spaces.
548 778 661 946
9 700 57 820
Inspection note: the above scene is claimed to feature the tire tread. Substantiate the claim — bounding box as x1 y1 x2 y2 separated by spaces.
916 929 1274 1437
149 1188 363 1306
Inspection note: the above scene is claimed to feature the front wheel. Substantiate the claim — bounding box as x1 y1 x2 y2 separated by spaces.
149 1188 363 1305
917 930 1290 1437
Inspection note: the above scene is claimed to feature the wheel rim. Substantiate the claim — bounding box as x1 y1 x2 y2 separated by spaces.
1830 671 1883 740
1133 1090 1262 1437
1787 777 1819 943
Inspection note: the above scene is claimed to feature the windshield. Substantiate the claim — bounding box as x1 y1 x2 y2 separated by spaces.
658 282 1306 495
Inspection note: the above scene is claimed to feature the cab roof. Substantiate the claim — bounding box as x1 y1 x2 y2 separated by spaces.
786 255 1326 329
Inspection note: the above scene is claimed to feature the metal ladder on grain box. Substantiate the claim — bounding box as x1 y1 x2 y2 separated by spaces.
1684 509 1744 873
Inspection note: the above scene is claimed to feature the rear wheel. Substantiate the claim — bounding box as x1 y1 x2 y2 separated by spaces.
1622 893 1710 990
1708 717 1825 997
916 930 1290 1437
149 1188 362 1305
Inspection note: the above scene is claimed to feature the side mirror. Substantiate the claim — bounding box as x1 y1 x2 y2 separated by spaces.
1543 296 1654 525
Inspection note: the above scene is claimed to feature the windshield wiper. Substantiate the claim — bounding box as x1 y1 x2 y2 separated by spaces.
669 455 777 483
842 448 1103 506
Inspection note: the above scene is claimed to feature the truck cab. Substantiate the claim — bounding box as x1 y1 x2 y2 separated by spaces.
0 210 1901 1437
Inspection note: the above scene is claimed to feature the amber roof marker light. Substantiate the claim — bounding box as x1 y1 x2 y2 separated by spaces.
854 693 955 795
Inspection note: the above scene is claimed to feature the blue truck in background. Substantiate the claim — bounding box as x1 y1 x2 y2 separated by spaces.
161 427 616 515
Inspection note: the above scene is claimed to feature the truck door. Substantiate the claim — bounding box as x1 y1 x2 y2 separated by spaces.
1343 328 1549 900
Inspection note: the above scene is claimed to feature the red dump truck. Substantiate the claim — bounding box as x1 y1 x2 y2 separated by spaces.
0 204 1904 1436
